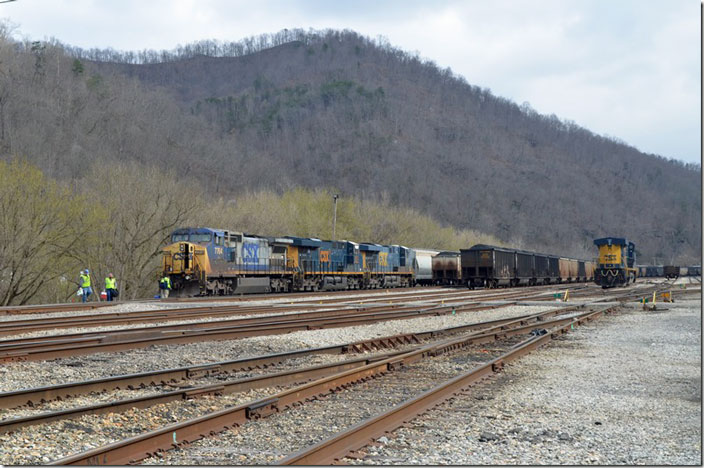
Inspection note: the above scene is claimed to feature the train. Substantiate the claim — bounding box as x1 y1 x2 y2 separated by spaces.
593 237 637 288
662 265 700 279
162 227 420 296
430 245 595 288
161 227 609 297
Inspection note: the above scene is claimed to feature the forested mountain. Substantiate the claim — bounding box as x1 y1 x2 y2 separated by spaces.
2 27 701 263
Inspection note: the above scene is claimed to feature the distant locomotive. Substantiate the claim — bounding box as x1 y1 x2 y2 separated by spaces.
162 227 416 296
593 237 637 288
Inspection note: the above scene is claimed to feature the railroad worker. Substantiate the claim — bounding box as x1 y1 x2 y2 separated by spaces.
105 273 118 302
79 270 92 303
159 274 172 299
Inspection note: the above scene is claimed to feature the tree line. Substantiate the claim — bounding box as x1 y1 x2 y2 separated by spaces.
0 159 500 305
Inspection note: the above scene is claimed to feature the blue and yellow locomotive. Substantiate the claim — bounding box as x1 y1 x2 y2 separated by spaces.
162 227 416 296
593 237 637 288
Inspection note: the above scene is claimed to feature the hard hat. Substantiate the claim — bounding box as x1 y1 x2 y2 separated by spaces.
85 269 89 273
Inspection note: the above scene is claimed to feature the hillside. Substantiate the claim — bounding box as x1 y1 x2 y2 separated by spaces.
2 28 701 263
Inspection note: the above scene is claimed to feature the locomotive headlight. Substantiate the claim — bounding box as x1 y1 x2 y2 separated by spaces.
185 275 191 280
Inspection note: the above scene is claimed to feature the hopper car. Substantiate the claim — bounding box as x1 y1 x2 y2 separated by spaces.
456 244 593 289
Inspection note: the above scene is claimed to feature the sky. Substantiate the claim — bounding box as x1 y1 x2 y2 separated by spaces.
1 0 700 164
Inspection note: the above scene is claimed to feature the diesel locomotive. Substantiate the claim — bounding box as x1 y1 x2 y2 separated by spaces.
593 237 637 288
162 227 416 296
162 227 649 297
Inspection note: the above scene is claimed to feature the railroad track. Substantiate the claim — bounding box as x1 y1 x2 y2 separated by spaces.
0 304 587 465
0 287 559 337
0 283 679 465
0 304 581 416
0 281 588 318
42 304 608 465
0 287 586 363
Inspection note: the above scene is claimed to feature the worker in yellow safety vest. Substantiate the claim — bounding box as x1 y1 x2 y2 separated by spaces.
159 275 172 299
79 270 92 303
105 273 118 302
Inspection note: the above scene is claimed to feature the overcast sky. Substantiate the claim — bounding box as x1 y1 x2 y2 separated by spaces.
2 0 700 164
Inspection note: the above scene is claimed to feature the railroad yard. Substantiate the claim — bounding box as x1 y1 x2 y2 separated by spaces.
0 279 700 465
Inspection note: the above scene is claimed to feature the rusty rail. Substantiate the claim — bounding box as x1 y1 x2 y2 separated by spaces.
48 306 596 466
0 304 574 409
0 310 584 432
0 300 511 363
278 306 614 465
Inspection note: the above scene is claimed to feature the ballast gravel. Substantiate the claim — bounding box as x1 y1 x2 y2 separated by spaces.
0 303 558 393
345 298 701 465
141 340 525 465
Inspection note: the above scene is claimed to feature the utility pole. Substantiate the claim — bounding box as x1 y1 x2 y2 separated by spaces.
332 194 339 240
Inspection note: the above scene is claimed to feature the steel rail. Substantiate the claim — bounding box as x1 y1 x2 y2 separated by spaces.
0 301 514 363
0 287 446 316
0 284 597 350
0 310 584 432
0 305 570 409
0 287 456 318
0 287 545 338
0 298 489 347
48 307 596 466
0 283 663 363
278 306 614 465
0 302 115 316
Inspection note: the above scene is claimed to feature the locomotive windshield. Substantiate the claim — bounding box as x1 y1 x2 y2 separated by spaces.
171 233 212 243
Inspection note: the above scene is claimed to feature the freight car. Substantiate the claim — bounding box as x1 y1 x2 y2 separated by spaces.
663 265 679 279
459 244 591 289
413 248 440 286
593 237 637 288
431 251 462 285
162 227 415 296
637 265 665 278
